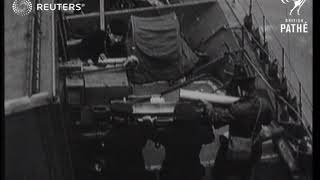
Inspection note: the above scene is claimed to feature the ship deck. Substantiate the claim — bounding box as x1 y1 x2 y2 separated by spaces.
5 0 55 101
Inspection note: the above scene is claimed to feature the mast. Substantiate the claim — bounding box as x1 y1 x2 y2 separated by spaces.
281 47 285 77
299 83 302 118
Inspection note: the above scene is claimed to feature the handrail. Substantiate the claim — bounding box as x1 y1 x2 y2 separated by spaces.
51 0 56 99
225 0 312 138
242 50 312 139
237 0 312 110
250 0 312 107
228 1 312 115
31 0 42 94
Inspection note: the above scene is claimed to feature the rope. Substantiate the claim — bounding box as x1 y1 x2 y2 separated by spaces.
235 28 313 110
224 0 312 138
237 0 313 109
242 50 312 139
170 0 313 136
253 0 313 107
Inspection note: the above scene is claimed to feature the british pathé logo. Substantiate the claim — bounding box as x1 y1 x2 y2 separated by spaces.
280 0 308 33
281 0 306 16
12 0 33 16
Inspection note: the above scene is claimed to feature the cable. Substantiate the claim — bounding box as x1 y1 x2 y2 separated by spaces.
253 0 313 107
246 0 313 109
242 50 312 139
224 1 312 138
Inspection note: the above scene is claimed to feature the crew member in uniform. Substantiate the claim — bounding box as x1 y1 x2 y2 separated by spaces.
78 18 135 65
259 42 270 73
78 24 106 65
244 13 253 33
202 77 273 180
105 19 129 58
252 27 261 53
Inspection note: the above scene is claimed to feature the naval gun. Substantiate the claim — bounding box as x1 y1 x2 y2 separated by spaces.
57 1 312 179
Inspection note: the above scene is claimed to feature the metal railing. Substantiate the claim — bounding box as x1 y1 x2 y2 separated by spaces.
241 0 313 117
225 0 312 138
30 0 42 95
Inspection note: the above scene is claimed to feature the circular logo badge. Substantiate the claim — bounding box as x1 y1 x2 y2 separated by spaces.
12 0 33 16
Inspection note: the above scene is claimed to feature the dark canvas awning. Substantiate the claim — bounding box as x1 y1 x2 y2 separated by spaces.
128 13 199 84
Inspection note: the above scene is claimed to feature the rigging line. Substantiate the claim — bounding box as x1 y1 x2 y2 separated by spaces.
254 0 295 66
239 0 265 39
226 5 313 140
265 19 286 51
244 49 310 128
225 1 284 80
283 51 313 106
214 1 314 112
264 18 296 70
195 1 310 108
285 75 313 108
285 80 312 110
258 1 311 102
285 6 292 74
242 0 259 25
225 0 312 121
250 0 298 74
283 52 313 107
245 27 313 110
253 0 264 17
243 50 312 139
253 1 294 69
252 0 313 107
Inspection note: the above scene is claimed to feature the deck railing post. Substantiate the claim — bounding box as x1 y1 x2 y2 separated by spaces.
281 47 285 78
263 15 266 44
299 82 303 118
241 25 245 47
100 0 105 31
241 25 245 60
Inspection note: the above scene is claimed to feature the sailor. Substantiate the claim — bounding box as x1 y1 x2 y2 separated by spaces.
288 95 299 121
155 103 214 180
202 76 273 180
244 13 253 33
78 24 106 65
105 19 129 58
280 104 290 122
103 103 154 180
259 42 270 73
269 58 279 79
78 19 130 66
251 27 261 53
279 76 289 103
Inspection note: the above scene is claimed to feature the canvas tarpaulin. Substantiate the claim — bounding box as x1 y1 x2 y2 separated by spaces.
128 13 199 84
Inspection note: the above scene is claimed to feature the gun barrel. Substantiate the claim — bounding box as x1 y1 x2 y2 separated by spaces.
179 89 240 104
